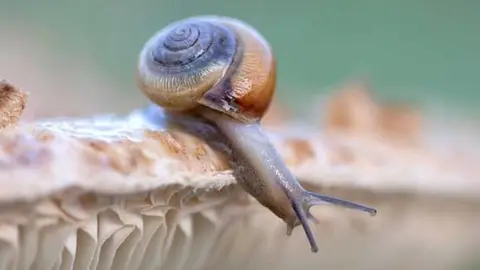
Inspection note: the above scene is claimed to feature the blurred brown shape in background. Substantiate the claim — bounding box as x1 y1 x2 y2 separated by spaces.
323 80 422 146
261 96 291 126
0 80 27 129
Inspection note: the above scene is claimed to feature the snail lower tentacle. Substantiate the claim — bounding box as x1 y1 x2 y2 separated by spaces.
136 15 377 253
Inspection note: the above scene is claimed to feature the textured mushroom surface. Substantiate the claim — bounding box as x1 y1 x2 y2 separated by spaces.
0 85 479 270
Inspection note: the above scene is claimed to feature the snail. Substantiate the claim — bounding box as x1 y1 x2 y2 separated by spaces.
136 15 377 253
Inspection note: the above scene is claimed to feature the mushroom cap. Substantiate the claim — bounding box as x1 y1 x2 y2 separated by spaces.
0 91 479 269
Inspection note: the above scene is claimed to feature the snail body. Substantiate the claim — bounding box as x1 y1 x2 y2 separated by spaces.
136 15 377 253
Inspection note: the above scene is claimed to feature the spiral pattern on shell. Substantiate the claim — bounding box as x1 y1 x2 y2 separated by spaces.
150 20 237 73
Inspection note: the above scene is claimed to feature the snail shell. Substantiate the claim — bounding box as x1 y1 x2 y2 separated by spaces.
136 15 276 123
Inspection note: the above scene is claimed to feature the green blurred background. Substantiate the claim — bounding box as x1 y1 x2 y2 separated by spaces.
0 0 479 118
